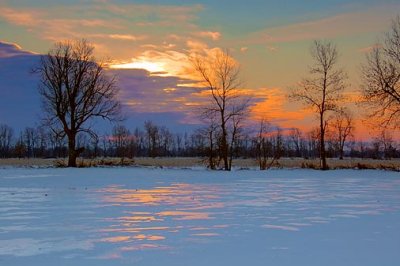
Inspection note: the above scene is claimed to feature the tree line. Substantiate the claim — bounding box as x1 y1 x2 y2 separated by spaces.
0 121 398 164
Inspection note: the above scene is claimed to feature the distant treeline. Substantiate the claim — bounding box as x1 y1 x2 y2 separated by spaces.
0 122 398 163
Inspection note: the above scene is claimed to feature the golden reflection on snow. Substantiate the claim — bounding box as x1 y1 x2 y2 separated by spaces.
120 244 168 251
99 184 219 206
96 183 226 252
100 226 171 233
133 234 165 241
191 233 219 237
101 236 131 243
157 211 211 220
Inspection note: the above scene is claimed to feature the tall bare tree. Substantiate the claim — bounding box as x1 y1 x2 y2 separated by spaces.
35 39 120 167
361 16 400 129
290 40 346 170
192 49 249 170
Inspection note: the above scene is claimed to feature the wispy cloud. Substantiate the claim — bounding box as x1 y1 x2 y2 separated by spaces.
358 44 382 53
0 3 211 58
0 7 39 26
90 34 147 41
194 31 221 41
246 3 399 45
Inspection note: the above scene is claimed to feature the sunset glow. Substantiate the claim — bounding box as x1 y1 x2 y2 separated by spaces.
0 0 399 140
110 60 166 73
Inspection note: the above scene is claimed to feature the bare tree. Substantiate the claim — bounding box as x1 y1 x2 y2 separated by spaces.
328 109 354 159
361 16 400 129
34 39 120 167
192 49 250 170
290 40 346 169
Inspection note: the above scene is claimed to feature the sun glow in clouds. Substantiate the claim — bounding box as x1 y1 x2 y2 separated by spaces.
110 59 165 73
108 50 195 78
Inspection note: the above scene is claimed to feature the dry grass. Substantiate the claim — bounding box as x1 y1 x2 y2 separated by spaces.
0 158 56 167
0 157 399 171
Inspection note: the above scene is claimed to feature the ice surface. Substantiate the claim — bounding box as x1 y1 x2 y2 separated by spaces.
0 168 399 265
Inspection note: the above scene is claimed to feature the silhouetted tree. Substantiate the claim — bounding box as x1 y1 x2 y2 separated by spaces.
361 16 400 129
192 49 250 170
35 39 120 167
290 40 347 169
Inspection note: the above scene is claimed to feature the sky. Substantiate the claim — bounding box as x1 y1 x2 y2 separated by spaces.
0 0 399 138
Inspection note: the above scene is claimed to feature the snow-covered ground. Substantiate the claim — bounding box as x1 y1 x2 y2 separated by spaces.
0 168 399 266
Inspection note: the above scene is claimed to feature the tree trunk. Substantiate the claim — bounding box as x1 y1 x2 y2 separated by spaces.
68 136 78 167
208 130 215 170
320 117 328 170
67 133 84 167
220 121 229 171
221 135 229 170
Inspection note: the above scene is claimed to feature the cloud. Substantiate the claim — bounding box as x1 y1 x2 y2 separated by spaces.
0 40 320 134
109 49 193 79
0 3 222 63
90 34 147 41
358 44 382 53
266 45 278 52
186 40 209 51
0 7 39 26
0 41 205 130
0 41 36 58
246 3 400 45
107 68 206 114
195 31 221 41
0 4 201 41
249 87 309 124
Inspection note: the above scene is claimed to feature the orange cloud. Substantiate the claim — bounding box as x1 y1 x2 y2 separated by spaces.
249 87 310 124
